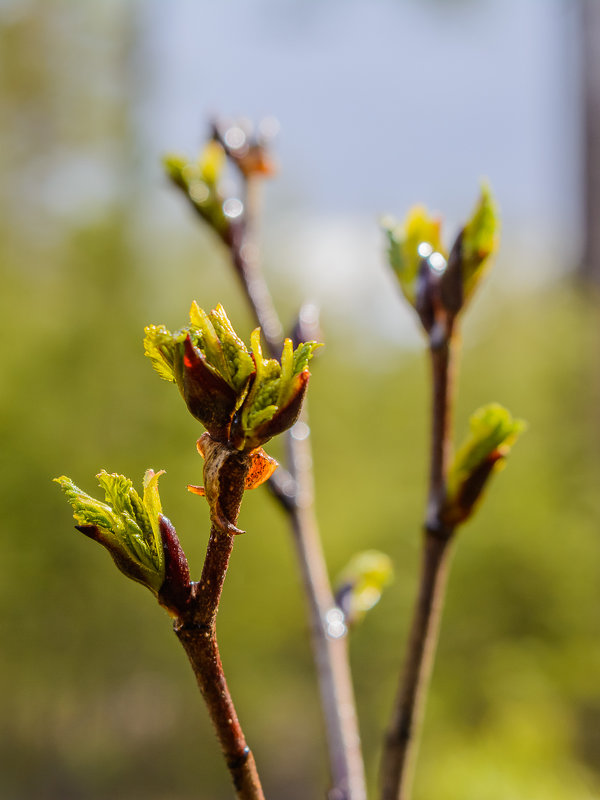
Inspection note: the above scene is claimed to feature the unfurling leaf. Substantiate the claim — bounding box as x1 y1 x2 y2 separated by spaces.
230 328 321 450
335 550 394 626
440 184 499 315
444 403 526 526
163 142 230 237
383 206 445 308
54 471 168 595
461 182 499 302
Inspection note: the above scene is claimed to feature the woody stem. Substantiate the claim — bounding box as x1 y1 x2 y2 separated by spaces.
174 451 265 800
380 327 458 800
229 175 367 800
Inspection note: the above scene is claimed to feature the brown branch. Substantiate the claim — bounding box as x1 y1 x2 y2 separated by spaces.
286 420 366 800
173 449 265 800
224 170 367 800
380 326 457 800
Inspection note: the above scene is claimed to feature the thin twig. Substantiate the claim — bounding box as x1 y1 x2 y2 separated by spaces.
380 327 457 800
174 451 266 800
286 420 366 800
225 171 367 800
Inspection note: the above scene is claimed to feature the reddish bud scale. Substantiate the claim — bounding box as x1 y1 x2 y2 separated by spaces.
180 336 238 441
443 450 504 526
158 515 193 615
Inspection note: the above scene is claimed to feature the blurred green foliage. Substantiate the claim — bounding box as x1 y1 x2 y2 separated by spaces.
1 4 600 799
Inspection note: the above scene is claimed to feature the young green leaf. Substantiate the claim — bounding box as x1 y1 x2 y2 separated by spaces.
444 403 526 525
54 471 167 594
335 550 394 626
143 324 185 383
231 329 321 450
460 183 499 304
163 143 230 237
384 206 445 307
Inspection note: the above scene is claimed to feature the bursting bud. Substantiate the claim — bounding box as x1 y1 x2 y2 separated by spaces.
383 206 445 311
383 185 499 330
163 140 231 238
144 303 321 451
443 404 526 526
335 550 394 627
54 471 191 613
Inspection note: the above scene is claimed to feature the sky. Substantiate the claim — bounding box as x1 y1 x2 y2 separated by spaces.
124 0 583 343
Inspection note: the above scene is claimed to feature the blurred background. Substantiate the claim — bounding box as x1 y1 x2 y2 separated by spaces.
2 0 600 798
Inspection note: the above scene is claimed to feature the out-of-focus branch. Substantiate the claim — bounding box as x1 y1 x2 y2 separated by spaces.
380 330 457 800
182 120 367 800
174 449 265 800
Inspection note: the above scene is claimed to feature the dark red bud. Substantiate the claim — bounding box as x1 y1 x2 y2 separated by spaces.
178 335 239 440
439 230 464 316
415 258 437 333
157 515 193 614
442 450 503 526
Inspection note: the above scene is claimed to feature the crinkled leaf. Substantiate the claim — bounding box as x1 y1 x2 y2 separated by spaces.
208 304 255 392
54 471 167 593
461 183 499 302
336 550 394 624
55 475 121 533
232 330 320 449
144 324 185 383
278 339 321 407
384 206 445 306
244 329 281 430
189 302 229 379
143 469 165 542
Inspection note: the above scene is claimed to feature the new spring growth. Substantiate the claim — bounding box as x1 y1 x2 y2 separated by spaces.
144 303 321 451
164 140 231 238
145 304 321 535
443 404 526 526
334 550 394 627
383 184 499 332
54 471 191 614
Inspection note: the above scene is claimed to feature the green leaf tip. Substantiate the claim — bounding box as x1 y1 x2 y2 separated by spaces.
460 182 500 303
189 301 255 393
145 303 322 450
54 470 167 594
335 550 394 625
383 206 445 307
445 403 526 526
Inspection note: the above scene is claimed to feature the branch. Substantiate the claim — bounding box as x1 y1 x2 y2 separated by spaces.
286 417 366 800
173 449 265 800
221 158 366 800
380 326 457 800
